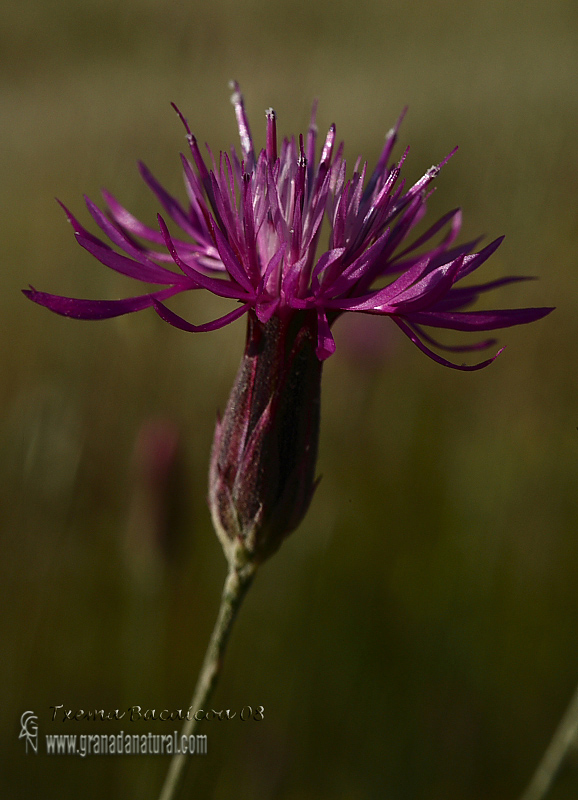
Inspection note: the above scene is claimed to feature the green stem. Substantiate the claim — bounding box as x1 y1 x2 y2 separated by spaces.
520 681 578 800
157 560 257 800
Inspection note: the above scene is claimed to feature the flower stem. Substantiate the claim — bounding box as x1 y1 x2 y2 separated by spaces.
157 560 257 800
520 681 578 800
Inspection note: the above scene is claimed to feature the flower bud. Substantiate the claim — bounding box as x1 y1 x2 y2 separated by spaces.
209 309 322 566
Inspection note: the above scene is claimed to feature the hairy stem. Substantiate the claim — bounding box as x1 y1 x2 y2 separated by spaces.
157 561 257 800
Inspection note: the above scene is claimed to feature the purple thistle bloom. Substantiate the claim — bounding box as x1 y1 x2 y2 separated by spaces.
24 84 553 563
24 82 552 371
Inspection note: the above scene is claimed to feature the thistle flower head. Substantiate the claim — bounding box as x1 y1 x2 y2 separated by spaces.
25 82 552 370
25 84 554 564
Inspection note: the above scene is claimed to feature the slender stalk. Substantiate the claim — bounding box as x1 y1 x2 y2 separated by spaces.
157 560 257 800
520 682 578 800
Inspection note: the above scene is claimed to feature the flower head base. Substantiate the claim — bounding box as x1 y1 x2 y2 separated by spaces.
25 82 552 370
209 309 321 566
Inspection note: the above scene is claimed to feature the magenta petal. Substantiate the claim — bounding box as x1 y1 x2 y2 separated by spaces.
23 286 181 320
323 235 388 296
391 238 482 277
435 276 534 312
362 106 407 201
102 189 168 245
260 245 287 296
57 199 108 249
392 316 503 370
456 237 504 280
229 81 255 171
315 309 336 360
156 215 251 299
408 307 554 331
211 222 254 291
76 235 187 285
390 257 464 312
138 161 197 238
324 254 432 312
394 207 462 259
85 195 147 258
408 321 497 352
255 298 280 323
153 299 249 332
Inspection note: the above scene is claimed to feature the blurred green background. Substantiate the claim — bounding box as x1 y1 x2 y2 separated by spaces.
1 0 576 797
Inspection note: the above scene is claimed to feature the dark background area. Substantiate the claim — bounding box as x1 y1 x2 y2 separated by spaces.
1 0 577 797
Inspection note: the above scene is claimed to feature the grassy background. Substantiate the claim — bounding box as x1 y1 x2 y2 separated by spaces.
1 0 577 797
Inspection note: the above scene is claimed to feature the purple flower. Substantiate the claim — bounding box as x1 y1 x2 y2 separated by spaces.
24 84 554 563
24 82 552 371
